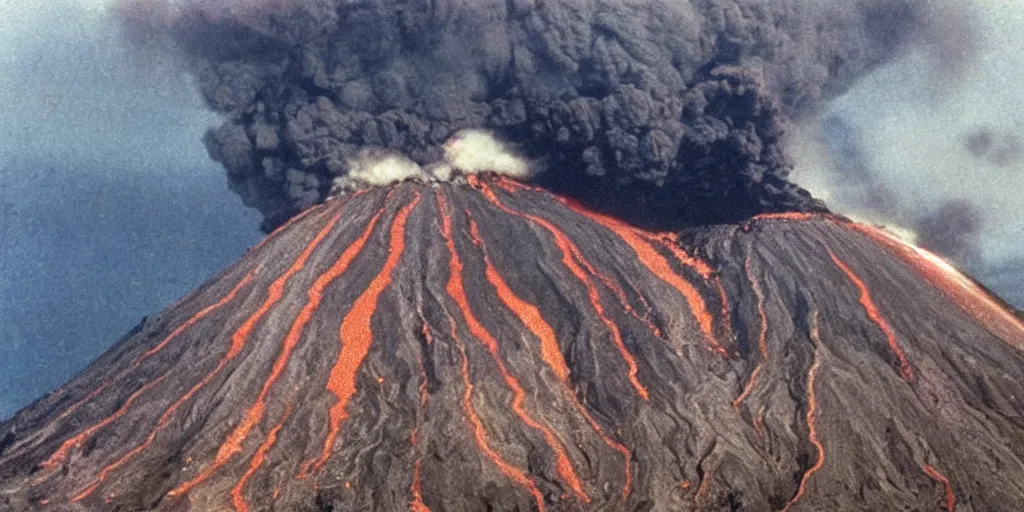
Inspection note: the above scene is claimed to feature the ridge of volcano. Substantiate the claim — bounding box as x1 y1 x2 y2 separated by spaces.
2 176 1024 511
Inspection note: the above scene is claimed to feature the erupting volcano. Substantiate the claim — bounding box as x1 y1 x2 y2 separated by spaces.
4 0 1024 510
2 174 1024 511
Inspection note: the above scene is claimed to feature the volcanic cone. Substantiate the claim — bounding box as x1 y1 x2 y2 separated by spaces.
2 175 1023 511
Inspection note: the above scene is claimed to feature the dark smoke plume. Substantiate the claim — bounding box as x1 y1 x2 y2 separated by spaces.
118 0 949 231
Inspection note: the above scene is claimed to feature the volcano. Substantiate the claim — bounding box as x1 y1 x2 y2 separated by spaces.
2 175 1024 511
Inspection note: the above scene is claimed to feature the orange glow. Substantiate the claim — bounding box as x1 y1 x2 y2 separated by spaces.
449 312 545 512
466 216 570 383
563 197 724 356
921 464 956 512
465 207 632 497
165 207 347 498
848 222 1024 351
39 374 167 472
437 189 588 503
231 405 293 512
731 366 762 411
642 232 735 346
475 181 647 399
310 193 421 473
54 268 256 429
409 323 431 512
783 312 825 512
590 263 664 338
638 231 714 278
733 255 769 410
410 458 429 512
827 249 914 383
438 195 546 510
750 212 816 223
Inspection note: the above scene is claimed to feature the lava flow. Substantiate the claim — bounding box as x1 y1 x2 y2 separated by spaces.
3 177 1024 511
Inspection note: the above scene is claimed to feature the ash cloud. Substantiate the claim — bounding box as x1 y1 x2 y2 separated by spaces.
116 0 956 231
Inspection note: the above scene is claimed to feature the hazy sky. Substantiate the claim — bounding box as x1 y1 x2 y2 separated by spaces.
791 1 1024 306
0 1 1021 419
0 0 262 419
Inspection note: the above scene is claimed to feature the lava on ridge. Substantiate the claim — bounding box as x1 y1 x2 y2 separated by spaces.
2 175 1024 511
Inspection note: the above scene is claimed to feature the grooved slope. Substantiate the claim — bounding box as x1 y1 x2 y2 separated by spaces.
2 177 1023 511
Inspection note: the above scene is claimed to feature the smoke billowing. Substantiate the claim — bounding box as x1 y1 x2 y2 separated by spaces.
116 0 958 231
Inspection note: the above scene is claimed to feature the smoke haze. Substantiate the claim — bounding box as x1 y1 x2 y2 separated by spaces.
790 2 1024 307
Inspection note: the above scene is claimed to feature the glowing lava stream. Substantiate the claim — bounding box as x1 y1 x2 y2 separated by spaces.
466 212 633 498
48 269 258 430
558 192 724 356
847 222 1024 351
827 249 914 384
165 198 382 499
308 192 421 473
409 326 431 512
782 311 826 512
231 405 293 512
921 464 956 512
733 254 769 410
437 189 590 504
53 203 345 491
475 179 648 399
437 194 546 511
36 269 258 474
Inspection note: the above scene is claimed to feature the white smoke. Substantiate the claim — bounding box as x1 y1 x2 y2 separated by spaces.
333 150 426 191
333 130 532 192
442 130 531 179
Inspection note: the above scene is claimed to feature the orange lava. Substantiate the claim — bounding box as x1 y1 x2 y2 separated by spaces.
467 215 570 382
231 405 293 512
465 210 633 498
783 312 825 512
410 458 429 512
476 181 648 399
311 193 421 473
449 311 545 511
921 464 956 512
54 269 257 425
636 230 735 346
562 196 724 356
750 212 816 223
733 255 769 410
39 374 167 472
848 222 1024 351
827 249 914 383
165 206 347 498
409 322 431 512
437 190 589 503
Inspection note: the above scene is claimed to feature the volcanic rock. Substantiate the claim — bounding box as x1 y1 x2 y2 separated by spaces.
2 176 1024 511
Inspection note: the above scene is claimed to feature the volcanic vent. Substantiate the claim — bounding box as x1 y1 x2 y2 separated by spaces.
3 175 1024 511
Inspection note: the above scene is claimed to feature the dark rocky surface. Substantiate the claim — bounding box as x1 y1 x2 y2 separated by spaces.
2 176 1023 511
